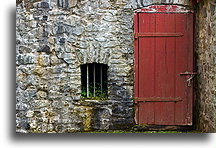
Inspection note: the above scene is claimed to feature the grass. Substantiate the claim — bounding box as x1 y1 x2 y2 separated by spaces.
81 130 199 133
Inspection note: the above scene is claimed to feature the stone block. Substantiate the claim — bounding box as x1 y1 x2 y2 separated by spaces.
63 53 76 64
103 41 118 48
103 15 117 22
37 91 48 99
85 23 98 32
32 100 50 108
51 55 62 65
67 35 77 43
16 54 24 65
38 45 51 53
16 103 29 111
210 3 215 15
38 55 50 66
71 25 84 36
69 0 77 8
26 110 34 118
24 55 35 64
19 46 32 53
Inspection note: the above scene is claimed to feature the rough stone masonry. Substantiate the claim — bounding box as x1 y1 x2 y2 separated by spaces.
195 0 215 132
16 0 215 133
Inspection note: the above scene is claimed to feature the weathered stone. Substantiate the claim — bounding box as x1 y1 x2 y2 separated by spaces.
63 53 76 64
202 7 207 17
16 54 24 65
51 55 62 65
38 55 50 66
210 3 215 15
103 41 118 48
37 91 48 99
24 88 37 100
69 0 77 8
95 37 106 42
32 100 50 108
85 23 98 32
16 103 29 111
59 37 66 45
38 45 51 53
195 0 215 132
19 46 32 53
43 15 48 21
26 110 34 118
52 100 64 109
103 16 117 22
17 54 34 65
33 66 46 76
67 35 77 43
56 24 65 34
40 2 50 9
71 25 84 36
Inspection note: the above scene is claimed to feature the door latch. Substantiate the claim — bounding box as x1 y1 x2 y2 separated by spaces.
179 72 197 87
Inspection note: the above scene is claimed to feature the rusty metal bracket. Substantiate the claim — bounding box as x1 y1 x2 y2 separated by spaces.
134 97 182 103
134 32 183 39
179 72 197 75
179 71 197 87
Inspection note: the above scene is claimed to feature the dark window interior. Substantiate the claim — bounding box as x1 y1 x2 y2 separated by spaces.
81 63 108 98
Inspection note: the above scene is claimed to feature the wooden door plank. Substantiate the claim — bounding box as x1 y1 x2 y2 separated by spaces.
154 13 175 125
134 13 139 99
175 14 188 125
138 13 155 124
154 13 166 125
134 12 139 124
185 13 194 125
162 14 176 125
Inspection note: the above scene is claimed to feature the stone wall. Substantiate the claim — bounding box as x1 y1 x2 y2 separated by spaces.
195 0 216 133
16 0 192 133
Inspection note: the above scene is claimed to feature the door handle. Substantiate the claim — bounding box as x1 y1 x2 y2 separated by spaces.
179 72 197 87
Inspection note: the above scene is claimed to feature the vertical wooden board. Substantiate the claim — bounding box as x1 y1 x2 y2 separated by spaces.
134 13 139 124
139 102 155 124
164 14 176 99
154 13 166 124
134 13 139 99
138 13 155 124
154 13 175 125
162 14 176 125
185 13 194 125
175 14 188 125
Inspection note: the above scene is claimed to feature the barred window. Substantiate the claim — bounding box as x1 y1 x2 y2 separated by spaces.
81 63 108 98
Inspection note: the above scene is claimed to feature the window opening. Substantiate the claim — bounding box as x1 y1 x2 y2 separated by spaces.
81 63 108 99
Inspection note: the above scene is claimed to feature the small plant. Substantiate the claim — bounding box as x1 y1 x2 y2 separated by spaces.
81 82 108 100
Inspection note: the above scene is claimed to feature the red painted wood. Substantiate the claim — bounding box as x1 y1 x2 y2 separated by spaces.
135 97 182 102
134 32 183 38
186 14 194 125
175 14 186 125
154 13 176 125
134 12 139 124
134 13 139 99
138 13 156 124
134 6 194 125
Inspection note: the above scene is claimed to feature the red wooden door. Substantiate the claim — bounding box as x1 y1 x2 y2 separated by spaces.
134 5 194 125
